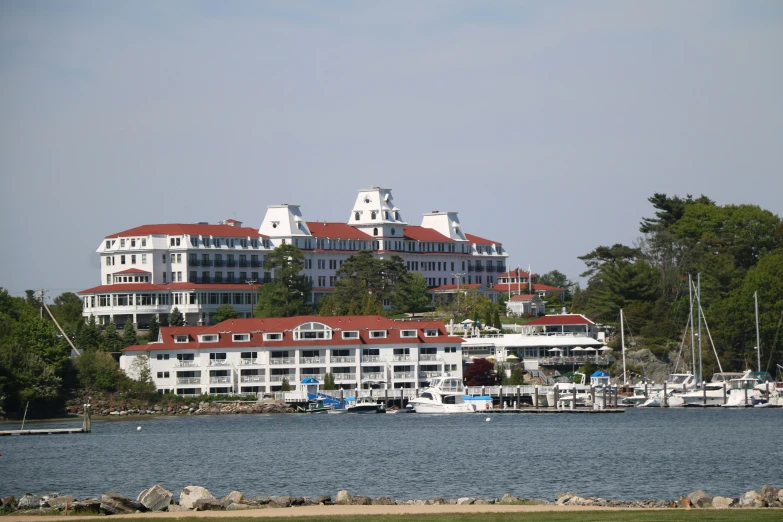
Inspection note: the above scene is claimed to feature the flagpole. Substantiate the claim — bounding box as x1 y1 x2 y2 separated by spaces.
517 265 520 295
528 264 532 294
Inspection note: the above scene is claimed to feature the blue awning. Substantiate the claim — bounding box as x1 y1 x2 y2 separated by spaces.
300 377 320 384
591 371 609 377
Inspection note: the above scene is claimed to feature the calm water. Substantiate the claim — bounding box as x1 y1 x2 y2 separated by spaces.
1 409 781 501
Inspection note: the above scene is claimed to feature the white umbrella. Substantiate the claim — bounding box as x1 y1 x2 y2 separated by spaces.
506 354 519 361
599 346 613 352
548 348 563 353
582 347 596 352
571 347 585 352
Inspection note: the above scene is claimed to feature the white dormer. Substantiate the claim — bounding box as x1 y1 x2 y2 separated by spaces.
420 211 467 241
259 204 312 238
349 187 407 238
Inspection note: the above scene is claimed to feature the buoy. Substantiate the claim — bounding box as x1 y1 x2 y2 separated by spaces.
486 417 491 422
137 426 142 431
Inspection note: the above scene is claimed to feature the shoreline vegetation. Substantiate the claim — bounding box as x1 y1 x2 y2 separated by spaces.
2 486 781 518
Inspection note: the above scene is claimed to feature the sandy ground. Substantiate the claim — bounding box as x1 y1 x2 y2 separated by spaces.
3 504 654 521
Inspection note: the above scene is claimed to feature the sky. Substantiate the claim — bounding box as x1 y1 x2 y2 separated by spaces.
1 1 782 301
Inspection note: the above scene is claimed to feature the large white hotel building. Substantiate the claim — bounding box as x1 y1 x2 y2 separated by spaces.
79 187 509 327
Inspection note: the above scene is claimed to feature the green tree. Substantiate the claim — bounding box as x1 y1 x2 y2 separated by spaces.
506 367 526 385
213 304 239 323
280 378 291 391
51 292 84 336
122 318 137 347
392 272 430 316
101 322 124 352
168 307 185 326
148 315 160 343
254 244 311 317
538 270 572 290
77 315 101 352
323 372 336 390
331 251 409 315
119 354 156 398
74 349 120 391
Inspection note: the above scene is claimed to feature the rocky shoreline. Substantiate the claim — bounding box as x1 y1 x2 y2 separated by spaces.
63 400 293 418
2 484 781 515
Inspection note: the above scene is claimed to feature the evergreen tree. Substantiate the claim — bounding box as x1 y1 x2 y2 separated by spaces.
254 244 311 317
77 315 101 352
360 291 385 315
148 315 160 343
323 372 336 390
507 367 526 385
101 322 124 352
280 378 291 392
168 307 185 326
213 303 239 323
122 318 137 347
492 309 501 330
392 272 430 316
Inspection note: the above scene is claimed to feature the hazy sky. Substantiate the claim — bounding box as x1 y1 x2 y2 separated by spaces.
2 1 782 300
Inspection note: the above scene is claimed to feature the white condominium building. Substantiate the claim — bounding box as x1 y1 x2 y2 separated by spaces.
120 316 464 395
80 187 508 326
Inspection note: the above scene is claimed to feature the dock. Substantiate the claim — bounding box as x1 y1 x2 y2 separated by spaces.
0 404 92 436
484 407 624 414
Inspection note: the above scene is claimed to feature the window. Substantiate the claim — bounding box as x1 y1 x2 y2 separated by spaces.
121 239 126 247
263 333 283 341
369 330 387 339
425 329 438 337
162 254 166 263
156 353 170 360
233 333 250 342
120 255 126 264
106 275 111 284
354 212 360 220
131 255 136 264
391 228 396 235
342 331 359 339
400 330 417 338
373 228 378 236
200 334 218 343
177 271 182 282
395 211 400 220
444 346 457 353
176 253 182 263
142 254 147 264
174 335 188 343
142 238 146 247
293 322 332 340
105 257 111 266
156 371 170 379
209 352 226 360
371 211 376 219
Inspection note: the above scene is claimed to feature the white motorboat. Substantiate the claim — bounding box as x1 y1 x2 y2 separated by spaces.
408 376 474 414
345 396 386 414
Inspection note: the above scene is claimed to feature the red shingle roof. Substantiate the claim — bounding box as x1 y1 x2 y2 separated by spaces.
525 314 594 326
305 222 372 240
114 268 150 275
429 284 496 292
465 233 499 245
105 224 266 239
498 270 535 278
509 294 537 301
122 315 464 351
533 283 565 291
403 226 455 242
78 282 258 294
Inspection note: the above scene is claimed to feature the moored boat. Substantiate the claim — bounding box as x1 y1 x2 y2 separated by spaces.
408 375 473 414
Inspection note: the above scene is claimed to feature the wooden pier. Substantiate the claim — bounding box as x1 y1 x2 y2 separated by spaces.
0 404 92 436
484 407 624 414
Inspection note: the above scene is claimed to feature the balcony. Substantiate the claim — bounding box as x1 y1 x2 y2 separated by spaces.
301 373 325 381
334 373 356 381
250 260 263 268
209 376 231 384
176 377 201 384
420 371 442 379
393 372 415 379
209 359 229 366
330 356 356 363
474 265 485 272
301 356 326 364
201 259 214 267
361 355 385 363
240 358 258 365
239 261 249 268
240 375 265 383
419 354 439 361
214 260 226 267
496 265 507 273
270 357 295 365
227 260 237 267
269 375 293 382
189 259 201 266
175 360 197 367
467 266 475 272
392 355 413 362
362 372 384 380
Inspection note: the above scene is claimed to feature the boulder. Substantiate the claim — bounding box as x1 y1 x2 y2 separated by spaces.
687 490 713 508
474 498 491 505
138 485 173 512
226 502 257 511
675 496 692 509
431 497 446 505
456 497 475 505
250 494 271 504
760 485 779 506
46 496 75 510
313 495 332 505
70 498 101 513
739 490 765 508
352 496 372 505
17 494 42 509
194 498 224 511
712 496 737 509
1 496 17 509
372 496 395 505
779 488 783 506
179 486 214 510
335 490 353 505
499 494 520 504
269 495 293 508
221 491 244 507
101 492 145 515
167 504 189 512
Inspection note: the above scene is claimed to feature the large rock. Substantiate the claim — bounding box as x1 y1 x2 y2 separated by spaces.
760 485 779 506
101 492 145 514
70 498 101 513
313 495 332 505
221 491 244 507
499 494 520 504
46 496 75 510
194 498 223 511
226 502 257 511
712 496 738 509
456 497 475 505
269 495 292 508
740 490 765 508
179 486 214 510
250 494 271 504
352 496 372 505
138 485 173 512
335 490 352 505
675 496 692 509
17 494 42 509
687 490 713 508
372 496 395 505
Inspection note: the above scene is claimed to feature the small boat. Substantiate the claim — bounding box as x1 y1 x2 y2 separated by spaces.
305 399 334 414
345 396 386 414
408 375 473 414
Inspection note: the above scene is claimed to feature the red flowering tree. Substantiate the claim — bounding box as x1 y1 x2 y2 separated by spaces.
464 358 498 386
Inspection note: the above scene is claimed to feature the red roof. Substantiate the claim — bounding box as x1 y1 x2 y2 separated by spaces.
403 226 454 242
492 283 564 293
533 283 564 291
122 315 464 351
509 294 537 301
114 268 150 275
306 222 372 240
525 314 594 326
465 233 499 245
78 282 258 294
498 270 536 278
429 284 496 292
105 223 266 239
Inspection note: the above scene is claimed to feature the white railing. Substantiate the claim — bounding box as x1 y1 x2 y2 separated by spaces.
394 372 415 379
393 355 413 362
362 372 384 380
302 373 325 381
466 385 547 396
240 358 259 365
176 377 201 384
331 356 356 363
175 361 197 367
539 356 615 365
209 359 229 366
419 354 439 361
362 355 385 362
240 375 264 383
269 375 293 382
270 358 296 365
301 357 326 364
420 371 442 378
210 376 231 384
334 373 356 381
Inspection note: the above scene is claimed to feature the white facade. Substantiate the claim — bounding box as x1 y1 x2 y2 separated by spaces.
80 187 508 326
120 316 464 396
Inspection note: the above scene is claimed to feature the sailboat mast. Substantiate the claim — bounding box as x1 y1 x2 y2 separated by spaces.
620 309 627 385
755 291 761 373
697 273 703 384
689 274 696 378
